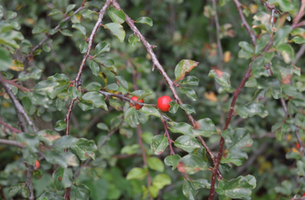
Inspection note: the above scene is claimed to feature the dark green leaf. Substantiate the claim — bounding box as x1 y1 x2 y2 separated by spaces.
128 34 140 45
60 29 73 37
164 154 181 170
181 154 209 174
238 41 254 59
16 133 39 153
274 25 292 46
180 104 196 114
71 183 91 200
108 6 126 24
277 43 295 64
55 119 67 131
52 167 73 190
180 76 199 86
0 47 13 71
152 174 171 189
180 87 197 101
82 91 108 110
95 41 111 57
193 118 217 137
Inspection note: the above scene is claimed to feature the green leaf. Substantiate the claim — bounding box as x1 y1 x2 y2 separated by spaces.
121 144 140 155
9 183 23 197
277 43 295 64
90 61 100 76
72 23 86 36
18 67 42 81
82 91 108 110
174 59 199 82
71 138 97 161
53 135 79 150
256 77 282 99
290 36 305 44
79 42 88 53
180 76 199 86
151 135 168 155
97 123 109 131
16 133 39 153
61 29 73 37
273 25 292 46
68 86 82 99
216 175 256 198
108 6 126 24
104 23 125 43
152 174 171 189
180 87 197 101
174 135 201 153
169 101 179 114
180 104 196 114
268 0 299 17
0 47 13 71
164 154 181 170
208 69 233 93
192 179 211 190
141 106 161 118
52 167 73 190
126 167 146 180
37 192 65 200
274 180 293 195
238 41 254 59
109 98 123 110
48 9 63 16
141 132 154 145
44 150 79 168
193 118 217 137
55 119 67 131
32 26 47 34
135 17 153 26
181 154 209 174
95 41 111 57
168 121 194 137
128 34 140 45
66 4 76 13
86 82 102 91
255 34 270 55
183 180 197 199
71 183 91 200
36 130 61 146
115 76 128 89
147 157 164 172
245 102 269 118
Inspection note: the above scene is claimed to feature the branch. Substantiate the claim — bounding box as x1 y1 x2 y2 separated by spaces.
293 44 305 64
0 118 22 134
29 6 87 56
161 117 175 155
233 0 256 46
0 79 31 93
26 165 34 200
64 0 113 136
112 0 223 180
0 139 25 148
0 73 37 132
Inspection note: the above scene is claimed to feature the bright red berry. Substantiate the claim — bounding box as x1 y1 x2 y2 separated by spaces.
157 96 172 112
302 192 305 197
296 143 301 150
129 96 144 110
35 160 40 169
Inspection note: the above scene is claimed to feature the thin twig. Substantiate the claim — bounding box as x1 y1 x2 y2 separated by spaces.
233 0 256 46
26 165 34 200
0 79 31 93
0 139 25 148
280 98 290 119
293 44 305 64
212 0 223 69
161 117 175 155
0 73 37 133
0 118 22 134
29 6 87 56
295 129 304 155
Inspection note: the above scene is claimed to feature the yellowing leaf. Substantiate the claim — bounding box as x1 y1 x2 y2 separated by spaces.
25 18 35 25
205 92 218 102
223 51 231 63
10 60 24 71
249 4 258 14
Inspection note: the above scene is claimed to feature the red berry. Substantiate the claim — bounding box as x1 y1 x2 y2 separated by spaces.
157 96 172 112
302 192 305 197
296 143 301 150
129 96 144 110
35 160 40 169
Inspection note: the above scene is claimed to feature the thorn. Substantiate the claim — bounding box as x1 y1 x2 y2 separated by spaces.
151 45 157 48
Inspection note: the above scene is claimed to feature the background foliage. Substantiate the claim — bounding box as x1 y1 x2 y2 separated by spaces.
1 0 305 199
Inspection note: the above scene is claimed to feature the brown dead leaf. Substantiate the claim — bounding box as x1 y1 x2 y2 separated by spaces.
223 51 231 63
281 74 292 84
212 66 224 78
177 161 186 173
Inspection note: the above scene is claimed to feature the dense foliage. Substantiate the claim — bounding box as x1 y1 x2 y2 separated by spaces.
1 0 305 199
